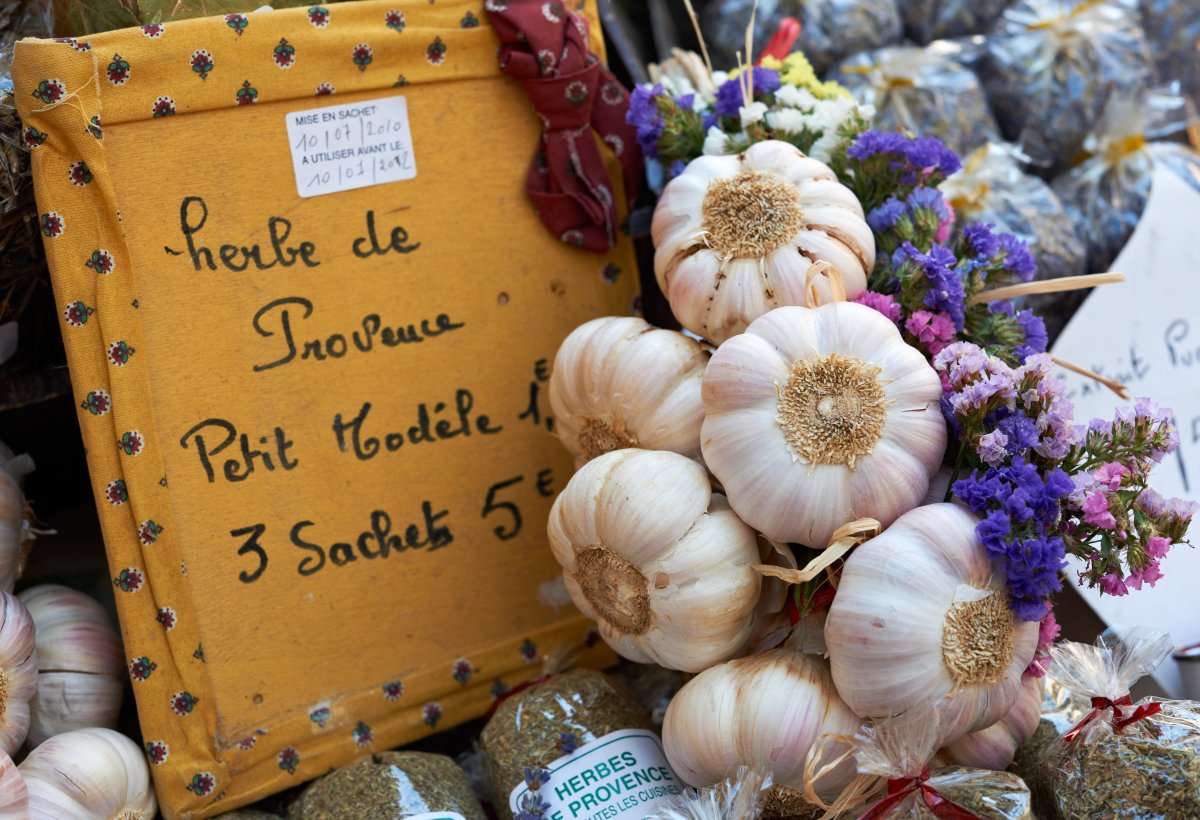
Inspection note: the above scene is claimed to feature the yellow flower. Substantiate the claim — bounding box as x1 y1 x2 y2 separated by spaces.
733 52 851 100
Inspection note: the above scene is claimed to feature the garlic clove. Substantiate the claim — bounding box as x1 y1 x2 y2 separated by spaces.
702 303 945 547
18 586 124 746
20 727 156 819
942 674 1045 770
548 449 767 672
0 592 38 756
662 648 861 805
704 258 776 341
26 673 124 750
548 317 707 468
0 751 28 819
826 503 1040 746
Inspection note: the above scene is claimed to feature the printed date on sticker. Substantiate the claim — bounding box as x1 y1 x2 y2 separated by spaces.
286 96 417 198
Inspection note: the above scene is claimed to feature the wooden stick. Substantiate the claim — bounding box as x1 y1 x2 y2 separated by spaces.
679 0 714 83
1051 355 1130 399
968 272 1126 305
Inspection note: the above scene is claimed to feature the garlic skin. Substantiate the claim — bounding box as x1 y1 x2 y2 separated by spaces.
941 673 1044 770
19 727 156 819
826 504 1039 746
0 751 28 818
547 449 768 672
0 593 38 756
652 140 874 344
662 648 862 804
18 585 124 747
701 303 946 547
549 317 708 468
0 443 36 594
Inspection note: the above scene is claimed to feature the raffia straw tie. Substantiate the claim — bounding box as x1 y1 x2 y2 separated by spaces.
1050 356 1130 399
968 272 1125 305
805 261 848 306
753 518 881 584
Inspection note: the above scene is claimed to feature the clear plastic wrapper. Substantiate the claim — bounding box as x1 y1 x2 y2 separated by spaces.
287 751 487 820
1007 674 1092 818
897 0 1009 44
808 709 1034 819
645 767 774 820
833 43 1000 157
480 668 657 820
981 0 1155 172
700 0 903 75
1041 627 1200 818
941 142 1088 338
1050 86 1200 274
1140 0 1200 113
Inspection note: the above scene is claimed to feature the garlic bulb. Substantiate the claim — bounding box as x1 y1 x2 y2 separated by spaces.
548 316 708 468
0 442 36 593
547 448 769 672
651 140 874 344
0 751 28 818
0 593 37 755
826 503 1039 745
941 673 1044 770
18 585 124 746
19 727 156 819
701 303 946 547
662 648 862 807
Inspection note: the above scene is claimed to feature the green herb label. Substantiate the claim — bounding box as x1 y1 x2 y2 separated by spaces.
508 729 684 820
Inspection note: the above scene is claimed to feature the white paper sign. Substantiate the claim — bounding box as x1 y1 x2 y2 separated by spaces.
1052 166 1200 697
286 96 416 198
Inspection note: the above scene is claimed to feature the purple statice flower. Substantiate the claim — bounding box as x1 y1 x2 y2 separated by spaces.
893 242 966 330
907 186 952 222
668 159 686 177
846 130 911 162
998 232 1037 282
905 135 962 177
1004 536 1065 620
853 290 903 324
977 429 1010 467
990 301 1048 363
627 83 664 157
524 766 551 791
997 412 1040 453
867 197 906 232
961 222 1000 260
713 67 781 118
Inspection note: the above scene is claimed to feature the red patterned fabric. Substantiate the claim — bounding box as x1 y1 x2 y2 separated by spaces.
486 0 642 252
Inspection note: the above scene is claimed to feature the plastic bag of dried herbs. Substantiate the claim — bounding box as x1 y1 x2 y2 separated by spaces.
833 43 1000 157
1041 627 1200 818
1008 673 1093 818
808 709 1034 819
941 142 1088 339
700 0 903 75
981 0 1155 173
896 0 1010 44
41 0 343 38
1050 86 1200 275
287 751 486 820
1140 0 1200 113
481 668 685 820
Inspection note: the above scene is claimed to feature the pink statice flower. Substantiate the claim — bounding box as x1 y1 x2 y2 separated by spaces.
934 200 956 244
1127 560 1164 590
1145 535 1172 559
853 290 903 325
1099 571 1129 596
1093 462 1130 490
906 310 958 356
1082 490 1117 529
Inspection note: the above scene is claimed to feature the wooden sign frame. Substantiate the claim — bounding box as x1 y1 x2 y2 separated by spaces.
14 3 633 816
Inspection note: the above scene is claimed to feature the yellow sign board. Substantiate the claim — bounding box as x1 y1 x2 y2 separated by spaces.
14 3 633 815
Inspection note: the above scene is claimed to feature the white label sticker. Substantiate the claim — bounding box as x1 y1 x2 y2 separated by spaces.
508 728 684 820
406 814 466 820
285 96 417 198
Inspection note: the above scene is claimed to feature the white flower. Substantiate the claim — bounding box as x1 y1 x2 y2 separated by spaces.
711 70 729 87
702 125 730 156
739 101 769 128
775 83 818 110
766 107 811 134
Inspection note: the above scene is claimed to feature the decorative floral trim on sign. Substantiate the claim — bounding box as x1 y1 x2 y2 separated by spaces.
308 6 330 28
80 389 111 416
382 680 404 700
62 300 92 327
145 740 169 764
129 656 157 681
225 14 249 36
156 606 176 630
86 249 115 274
191 50 213 81
352 720 373 747
106 55 129 86
422 702 442 728
278 747 300 774
114 567 144 592
353 43 374 71
273 38 296 69
186 772 215 797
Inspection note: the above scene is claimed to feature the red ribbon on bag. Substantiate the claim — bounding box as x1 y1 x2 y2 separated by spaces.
756 17 802 64
485 0 643 253
1063 694 1163 743
858 768 982 820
